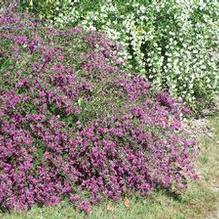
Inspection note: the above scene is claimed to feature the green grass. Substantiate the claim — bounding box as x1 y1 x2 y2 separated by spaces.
1 113 219 219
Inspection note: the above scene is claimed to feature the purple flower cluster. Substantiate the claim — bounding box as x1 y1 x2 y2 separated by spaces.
0 11 198 214
116 75 151 101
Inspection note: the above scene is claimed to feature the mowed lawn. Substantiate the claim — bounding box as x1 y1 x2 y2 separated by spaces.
1 113 219 219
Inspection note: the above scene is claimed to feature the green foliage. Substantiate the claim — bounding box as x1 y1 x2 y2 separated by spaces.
33 139 46 169
19 0 74 19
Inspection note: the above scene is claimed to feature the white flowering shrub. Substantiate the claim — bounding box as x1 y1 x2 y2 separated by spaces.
23 0 219 110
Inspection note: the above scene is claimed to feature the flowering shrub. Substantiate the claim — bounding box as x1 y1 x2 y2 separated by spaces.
19 0 80 19
0 9 198 214
48 0 219 111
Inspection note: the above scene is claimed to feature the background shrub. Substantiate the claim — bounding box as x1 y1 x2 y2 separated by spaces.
19 0 79 19
0 9 198 213
23 0 219 111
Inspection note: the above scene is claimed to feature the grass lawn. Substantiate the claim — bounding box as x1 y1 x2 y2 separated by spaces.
1 113 218 219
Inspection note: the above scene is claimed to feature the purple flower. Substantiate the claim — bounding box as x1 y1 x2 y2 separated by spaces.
0 10 198 214
78 201 92 214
